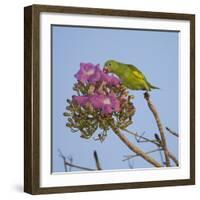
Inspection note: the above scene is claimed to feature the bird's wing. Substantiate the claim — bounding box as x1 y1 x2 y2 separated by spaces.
132 70 144 80
127 64 146 81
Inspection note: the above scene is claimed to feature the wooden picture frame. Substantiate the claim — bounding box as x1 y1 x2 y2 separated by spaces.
24 4 195 194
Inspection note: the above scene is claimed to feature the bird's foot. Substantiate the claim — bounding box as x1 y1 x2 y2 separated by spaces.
144 91 150 100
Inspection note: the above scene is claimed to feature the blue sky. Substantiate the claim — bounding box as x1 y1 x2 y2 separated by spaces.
52 25 179 172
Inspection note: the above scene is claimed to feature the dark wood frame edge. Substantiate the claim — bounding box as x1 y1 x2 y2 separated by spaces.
24 4 195 195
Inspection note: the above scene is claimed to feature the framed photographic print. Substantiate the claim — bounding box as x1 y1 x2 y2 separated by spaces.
24 4 195 194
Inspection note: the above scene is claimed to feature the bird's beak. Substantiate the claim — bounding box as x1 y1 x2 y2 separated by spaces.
103 66 109 73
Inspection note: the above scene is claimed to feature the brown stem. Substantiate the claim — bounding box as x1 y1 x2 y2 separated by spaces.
64 160 95 171
111 126 162 167
123 129 179 166
168 152 179 166
144 92 170 167
123 129 160 146
58 149 68 172
123 149 161 161
93 151 102 170
58 149 95 171
166 127 179 137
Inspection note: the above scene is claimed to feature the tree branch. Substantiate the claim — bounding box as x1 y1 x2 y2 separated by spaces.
111 125 162 167
123 129 160 146
58 149 96 171
166 127 179 137
144 92 171 167
58 149 68 172
123 128 179 166
64 160 95 171
93 151 102 170
123 148 162 161
167 152 178 166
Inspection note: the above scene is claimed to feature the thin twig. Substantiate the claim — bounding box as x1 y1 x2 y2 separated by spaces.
158 148 164 164
123 128 179 166
166 127 179 137
58 149 68 172
64 160 95 171
93 151 102 170
123 129 160 146
111 125 162 167
67 156 73 172
123 148 161 161
167 152 178 166
93 131 107 143
58 149 95 171
127 159 134 169
144 92 171 167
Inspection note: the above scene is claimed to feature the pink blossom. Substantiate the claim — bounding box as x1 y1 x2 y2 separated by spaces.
72 93 121 114
100 72 120 86
74 63 120 86
72 95 88 106
74 63 101 83
89 93 120 114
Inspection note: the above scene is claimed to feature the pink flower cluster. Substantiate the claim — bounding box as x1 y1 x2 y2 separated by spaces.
73 93 120 114
73 63 121 114
75 63 120 86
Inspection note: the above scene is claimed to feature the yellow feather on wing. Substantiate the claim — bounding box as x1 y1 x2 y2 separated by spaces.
132 70 144 80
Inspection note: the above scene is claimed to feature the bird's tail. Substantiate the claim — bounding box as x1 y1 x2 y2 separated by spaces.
148 82 160 90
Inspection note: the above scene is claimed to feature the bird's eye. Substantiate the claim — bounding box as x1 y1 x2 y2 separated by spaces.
109 63 111 66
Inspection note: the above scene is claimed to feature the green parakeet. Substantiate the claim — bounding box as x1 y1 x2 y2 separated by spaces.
103 60 159 91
